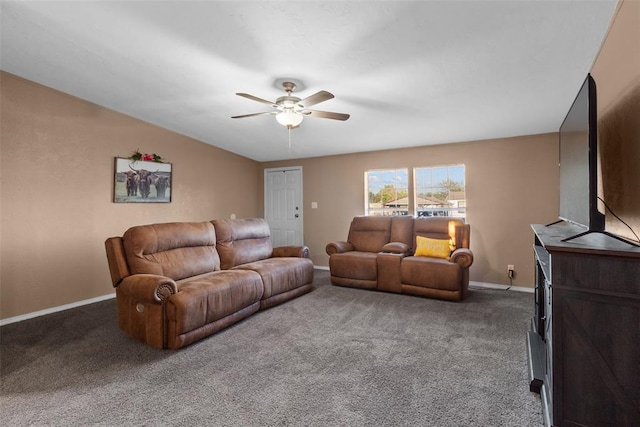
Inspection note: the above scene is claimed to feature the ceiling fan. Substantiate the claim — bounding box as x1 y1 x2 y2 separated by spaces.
231 81 350 129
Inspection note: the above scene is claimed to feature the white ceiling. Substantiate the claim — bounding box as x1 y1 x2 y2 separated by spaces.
1 1 618 162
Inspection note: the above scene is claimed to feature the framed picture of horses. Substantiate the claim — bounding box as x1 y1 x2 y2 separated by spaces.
113 157 172 203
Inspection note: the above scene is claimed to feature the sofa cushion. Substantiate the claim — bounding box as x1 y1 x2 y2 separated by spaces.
390 216 415 249
348 216 392 252
413 217 460 241
233 257 314 300
213 218 273 269
168 269 264 335
330 251 378 281
122 222 220 280
401 256 461 291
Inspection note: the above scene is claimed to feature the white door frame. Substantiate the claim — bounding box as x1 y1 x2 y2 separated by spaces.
264 166 303 245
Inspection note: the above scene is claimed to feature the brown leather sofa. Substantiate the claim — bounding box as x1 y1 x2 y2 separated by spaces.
326 216 473 301
105 218 313 349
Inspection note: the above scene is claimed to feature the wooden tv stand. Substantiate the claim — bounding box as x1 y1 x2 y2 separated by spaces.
527 223 640 427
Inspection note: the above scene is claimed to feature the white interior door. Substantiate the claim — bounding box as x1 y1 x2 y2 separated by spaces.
264 167 303 247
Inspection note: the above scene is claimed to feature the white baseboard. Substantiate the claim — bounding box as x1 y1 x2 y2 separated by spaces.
316 266 533 293
1 264 327 326
0 293 116 327
469 281 534 293
0 274 531 326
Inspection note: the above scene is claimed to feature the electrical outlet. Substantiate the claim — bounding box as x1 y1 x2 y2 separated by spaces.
507 264 515 279
507 264 514 271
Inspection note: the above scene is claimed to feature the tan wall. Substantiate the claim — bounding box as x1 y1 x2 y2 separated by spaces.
2 0 635 320
262 133 559 288
591 0 640 241
0 72 262 320
262 0 640 285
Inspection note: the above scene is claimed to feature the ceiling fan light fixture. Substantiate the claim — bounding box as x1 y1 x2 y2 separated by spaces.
276 110 304 127
233 80 349 130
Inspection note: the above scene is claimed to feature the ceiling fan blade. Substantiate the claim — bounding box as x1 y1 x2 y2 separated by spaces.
305 110 350 121
236 93 278 107
231 111 277 119
298 91 334 108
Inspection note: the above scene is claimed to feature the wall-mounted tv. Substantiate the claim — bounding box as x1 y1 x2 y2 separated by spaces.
558 74 605 238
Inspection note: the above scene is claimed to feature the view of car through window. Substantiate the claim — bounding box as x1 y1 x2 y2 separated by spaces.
365 165 465 219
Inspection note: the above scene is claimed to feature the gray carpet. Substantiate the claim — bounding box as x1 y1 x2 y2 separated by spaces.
1 269 542 426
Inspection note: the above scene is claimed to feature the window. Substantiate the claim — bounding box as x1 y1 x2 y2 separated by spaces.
365 165 465 218
365 168 409 216
414 165 466 219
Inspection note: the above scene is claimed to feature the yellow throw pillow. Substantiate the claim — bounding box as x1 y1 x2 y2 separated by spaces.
414 236 451 259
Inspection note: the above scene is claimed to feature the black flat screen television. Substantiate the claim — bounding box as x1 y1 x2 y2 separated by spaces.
558 74 605 237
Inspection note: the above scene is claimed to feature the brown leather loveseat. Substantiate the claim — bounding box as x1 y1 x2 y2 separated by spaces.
105 218 314 349
326 216 473 301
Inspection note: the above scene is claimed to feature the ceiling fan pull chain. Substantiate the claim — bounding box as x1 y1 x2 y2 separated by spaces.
288 125 292 154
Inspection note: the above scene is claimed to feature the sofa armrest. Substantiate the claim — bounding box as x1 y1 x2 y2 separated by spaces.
273 245 310 258
326 241 355 255
105 236 130 287
381 242 410 255
118 274 178 304
450 248 474 269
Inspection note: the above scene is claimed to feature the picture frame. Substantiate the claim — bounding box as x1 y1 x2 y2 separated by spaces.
113 157 172 203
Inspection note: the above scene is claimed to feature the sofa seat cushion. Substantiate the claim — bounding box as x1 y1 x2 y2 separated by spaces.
330 251 378 281
233 257 314 300
167 269 263 335
400 256 461 291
